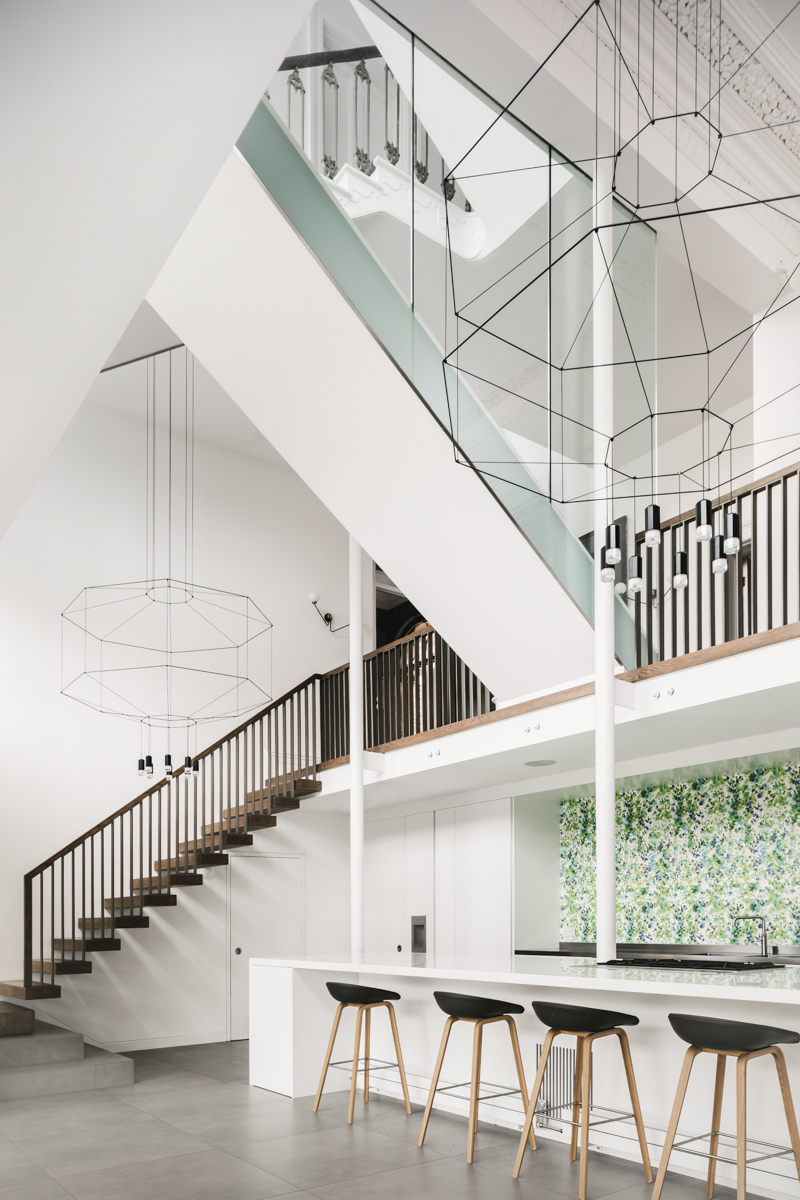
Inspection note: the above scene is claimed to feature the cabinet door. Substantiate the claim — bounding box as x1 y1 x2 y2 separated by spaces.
364 817 405 955
230 855 304 1040
404 811 434 952
455 798 512 959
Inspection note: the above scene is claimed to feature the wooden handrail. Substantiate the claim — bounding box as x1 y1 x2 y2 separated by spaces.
321 624 434 677
17 625 491 996
25 672 324 880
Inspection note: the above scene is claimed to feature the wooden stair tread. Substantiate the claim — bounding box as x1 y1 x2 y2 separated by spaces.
104 894 177 910
0 981 61 1000
243 795 303 811
174 833 252 853
79 915 150 930
154 853 228 870
53 938 121 952
130 874 204 890
197 817 262 838
30 960 92 975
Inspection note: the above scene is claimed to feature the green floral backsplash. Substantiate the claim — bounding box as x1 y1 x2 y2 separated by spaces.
561 764 800 945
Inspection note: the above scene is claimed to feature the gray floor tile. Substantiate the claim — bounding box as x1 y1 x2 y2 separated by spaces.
229 1124 445 1190
15 1117 209 1179
612 1175 735 1200
0 1091 140 1141
109 1080 283 1118
476 1137 651 1199
115 1052 222 1092
367 1098 518 1157
0 1182 75 1200
165 1101 344 1147
0 1137 52 1187
305 1152 552 1200
58 1148 298 1200
306 1090 419 1126
143 1042 250 1084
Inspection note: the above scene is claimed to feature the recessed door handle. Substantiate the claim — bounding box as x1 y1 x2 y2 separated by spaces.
235 947 242 955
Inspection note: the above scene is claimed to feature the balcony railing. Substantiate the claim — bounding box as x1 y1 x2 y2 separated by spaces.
632 464 800 667
320 623 494 763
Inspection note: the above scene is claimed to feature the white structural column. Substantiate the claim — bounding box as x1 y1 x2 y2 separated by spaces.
593 158 617 964
349 534 365 960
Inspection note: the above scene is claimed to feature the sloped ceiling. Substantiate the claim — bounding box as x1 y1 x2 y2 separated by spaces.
0 0 312 542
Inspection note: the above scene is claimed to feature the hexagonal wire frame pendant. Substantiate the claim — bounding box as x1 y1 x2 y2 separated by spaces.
61 578 272 728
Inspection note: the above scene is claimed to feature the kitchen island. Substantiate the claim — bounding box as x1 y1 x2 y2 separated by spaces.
250 953 800 1198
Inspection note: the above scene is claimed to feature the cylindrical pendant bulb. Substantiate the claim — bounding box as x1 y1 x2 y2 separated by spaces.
696 499 713 542
604 523 622 565
673 550 688 590
644 503 661 548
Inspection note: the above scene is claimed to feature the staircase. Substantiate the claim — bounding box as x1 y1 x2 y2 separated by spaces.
1 626 489 1002
0 1002 133 1099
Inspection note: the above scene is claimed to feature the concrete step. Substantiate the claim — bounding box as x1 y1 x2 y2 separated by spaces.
0 1020 83 1068
0 1041 133 1100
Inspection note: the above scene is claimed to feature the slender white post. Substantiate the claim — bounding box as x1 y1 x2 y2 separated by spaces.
349 535 364 960
593 157 617 964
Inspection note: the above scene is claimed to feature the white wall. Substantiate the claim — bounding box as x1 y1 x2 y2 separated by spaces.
753 296 800 479
514 794 561 951
0 0 313 541
0 377 357 1046
364 794 512 962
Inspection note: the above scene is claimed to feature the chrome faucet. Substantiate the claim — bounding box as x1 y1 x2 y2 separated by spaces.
734 914 769 958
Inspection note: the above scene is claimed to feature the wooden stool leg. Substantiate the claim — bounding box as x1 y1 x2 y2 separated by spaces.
418 1016 456 1146
386 1001 412 1115
505 1017 536 1152
513 1028 556 1179
706 1054 726 1199
571 1035 584 1161
467 1020 484 1164
652 1047 702 1200
364 1007 371 1104
736 1053 747 1200
578 1034 593 1200
617 1029 653 1182
313 1003 345 1112
347 1005 365 1124
772 1048 800 1182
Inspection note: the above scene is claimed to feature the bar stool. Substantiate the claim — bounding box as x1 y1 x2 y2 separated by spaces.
313 982 412 1123
653 1013 800 1200
514 1001 653 1198
418 990 536 1163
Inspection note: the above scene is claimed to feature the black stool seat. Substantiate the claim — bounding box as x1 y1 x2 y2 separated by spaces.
326 982 400 1006
669 1012 800 1053
433 990 524 1019
533 1000 639 1033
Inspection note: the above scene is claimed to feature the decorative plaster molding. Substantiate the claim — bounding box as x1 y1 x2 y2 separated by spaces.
656 0 800 161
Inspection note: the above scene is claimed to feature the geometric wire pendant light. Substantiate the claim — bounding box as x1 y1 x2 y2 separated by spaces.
61 578 272 728
61 349 272 733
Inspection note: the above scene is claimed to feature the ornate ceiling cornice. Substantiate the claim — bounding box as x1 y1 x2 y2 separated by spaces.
656 0 800 161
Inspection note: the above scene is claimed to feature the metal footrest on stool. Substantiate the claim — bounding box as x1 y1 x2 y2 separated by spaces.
538 1099 636 1132
435 1079 524 1104
330 1055 403 1076
671 1128 797 1170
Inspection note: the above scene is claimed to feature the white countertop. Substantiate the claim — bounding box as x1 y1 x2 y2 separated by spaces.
250 952 800 1007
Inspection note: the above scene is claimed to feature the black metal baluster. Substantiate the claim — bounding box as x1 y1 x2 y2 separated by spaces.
753 487 760 633
768 483 774 630
782 477 789 627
